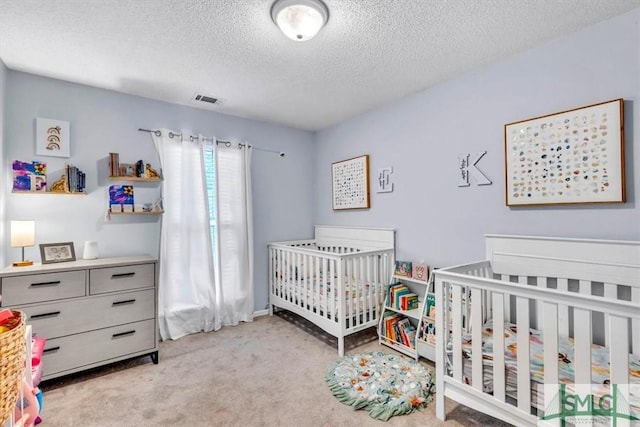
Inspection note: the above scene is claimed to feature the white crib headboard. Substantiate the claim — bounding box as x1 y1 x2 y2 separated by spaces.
485 234 640 288
314 226 395 251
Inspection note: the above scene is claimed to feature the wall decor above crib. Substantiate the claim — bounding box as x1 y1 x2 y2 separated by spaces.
331 154 370 210
504 98 625 206
36 118 70 158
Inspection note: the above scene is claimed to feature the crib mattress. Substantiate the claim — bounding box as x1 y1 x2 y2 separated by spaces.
458 320 640 417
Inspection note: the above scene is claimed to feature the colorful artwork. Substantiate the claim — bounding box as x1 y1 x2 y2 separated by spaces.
505 99 624 206
394 260 412 278
109 185 134 205
412 263 429 281
36 118 71 158
332 155 370 210
12 160 47 192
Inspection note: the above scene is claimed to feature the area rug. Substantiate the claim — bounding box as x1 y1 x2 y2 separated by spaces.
326 351 435 421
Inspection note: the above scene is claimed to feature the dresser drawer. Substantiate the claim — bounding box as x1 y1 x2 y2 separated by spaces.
1 270 86 305
18 288 155 339
42 319 156 378
90 263 155 294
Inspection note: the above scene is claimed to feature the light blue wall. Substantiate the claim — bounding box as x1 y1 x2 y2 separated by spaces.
0 60 6 268
315 8 640 267
3 72 316 311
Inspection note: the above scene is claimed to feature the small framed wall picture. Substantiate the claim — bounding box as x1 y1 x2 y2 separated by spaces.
40 242 76 264
36 118 71 158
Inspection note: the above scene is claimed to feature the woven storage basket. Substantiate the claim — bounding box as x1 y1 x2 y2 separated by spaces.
0 310 26 425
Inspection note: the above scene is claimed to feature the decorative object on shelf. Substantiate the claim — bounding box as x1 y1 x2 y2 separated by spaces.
135 160 145 177
50 174 70 193
376 166 394 193
39 242 76 264
331 154 370 210
119 163 136 177
505 98 625 206
12 160 47 192
36 118 70 158
271 0 329 42
108 152 120 177
145 163 161 179
82 241 99 260
458 151 492 187
394 260 412 277
326 351 434 421
10 220 35 267
109 185 134 213
411 262 429 282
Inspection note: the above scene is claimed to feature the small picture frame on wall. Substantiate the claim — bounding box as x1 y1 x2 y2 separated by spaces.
504 98 625 206
40 242 76 264
36 118 70 158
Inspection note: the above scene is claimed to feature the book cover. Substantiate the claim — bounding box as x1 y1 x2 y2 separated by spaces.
425 294 436 318
394 260 412 277
411 263 429 281
109 185 134 206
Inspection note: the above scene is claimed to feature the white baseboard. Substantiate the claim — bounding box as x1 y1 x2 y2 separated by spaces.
253 309 269 317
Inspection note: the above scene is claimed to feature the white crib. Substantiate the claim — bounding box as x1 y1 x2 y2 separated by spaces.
269 226 395 356
433 235 640 426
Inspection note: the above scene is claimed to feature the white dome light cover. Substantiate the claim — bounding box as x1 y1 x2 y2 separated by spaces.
271 0 329 42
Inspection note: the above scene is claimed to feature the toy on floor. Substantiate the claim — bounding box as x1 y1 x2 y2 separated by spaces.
13 380 39 427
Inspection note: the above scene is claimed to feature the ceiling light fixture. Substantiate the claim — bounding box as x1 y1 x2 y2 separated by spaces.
271 0 329 42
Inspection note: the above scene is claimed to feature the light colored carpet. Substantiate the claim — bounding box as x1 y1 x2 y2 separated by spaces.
39 311 512 426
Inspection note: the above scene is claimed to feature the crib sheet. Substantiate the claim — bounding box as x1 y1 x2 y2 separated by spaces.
458 320 640 416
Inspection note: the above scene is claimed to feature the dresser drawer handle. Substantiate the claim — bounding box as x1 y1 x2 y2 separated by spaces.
111 272 136 279
112 330 136 339
43 346 61 354
30 280 61 287
112 299 136 306
30 311 61 320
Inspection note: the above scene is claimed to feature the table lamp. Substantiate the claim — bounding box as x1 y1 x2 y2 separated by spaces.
11 220 35 267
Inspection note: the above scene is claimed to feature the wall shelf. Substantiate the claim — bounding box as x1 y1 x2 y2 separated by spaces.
12 191 87 196
109 211 164 215
108 176 162 182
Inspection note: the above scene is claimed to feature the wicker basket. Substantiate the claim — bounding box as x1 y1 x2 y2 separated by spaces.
0 310 26 425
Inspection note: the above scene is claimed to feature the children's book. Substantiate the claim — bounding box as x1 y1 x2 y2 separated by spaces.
109 185 134 210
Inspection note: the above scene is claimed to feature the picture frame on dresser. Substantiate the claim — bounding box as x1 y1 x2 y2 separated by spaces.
39 242 76 264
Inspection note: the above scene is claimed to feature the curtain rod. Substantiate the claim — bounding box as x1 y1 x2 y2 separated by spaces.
138 128 285 157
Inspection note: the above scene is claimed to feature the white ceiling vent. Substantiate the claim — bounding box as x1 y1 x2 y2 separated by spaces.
194 94 219 104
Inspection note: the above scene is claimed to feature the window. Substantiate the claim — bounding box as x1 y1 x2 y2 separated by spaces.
203 143 218 259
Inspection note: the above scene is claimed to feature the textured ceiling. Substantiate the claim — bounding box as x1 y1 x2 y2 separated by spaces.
1 0 639 131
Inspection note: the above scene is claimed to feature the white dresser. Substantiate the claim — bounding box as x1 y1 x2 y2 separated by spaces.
0 256 158 381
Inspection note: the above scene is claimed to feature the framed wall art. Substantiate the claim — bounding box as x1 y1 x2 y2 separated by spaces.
36 118 70 158
331 154 370 210
504 98 625 206
40 242 76 264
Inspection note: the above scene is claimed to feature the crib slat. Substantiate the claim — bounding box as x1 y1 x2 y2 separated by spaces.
501 274 511 322
321 257 328 318
471 288 483 391
610 315 630 427
452 285 463 382
557 278 569 338
535 277 546 330
516 291 531 411
603 282 617 347
492 291 506 402
574 307 592 386
542 302 559 415
632 287 639 356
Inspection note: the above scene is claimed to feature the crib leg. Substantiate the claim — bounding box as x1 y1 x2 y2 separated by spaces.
436 383 446 420
338 337 344 357
269 304 273 316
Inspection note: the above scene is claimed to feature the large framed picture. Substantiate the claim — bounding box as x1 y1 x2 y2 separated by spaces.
331 154 370 210
40 242 76 264
36 118 71 158
504 99 625 206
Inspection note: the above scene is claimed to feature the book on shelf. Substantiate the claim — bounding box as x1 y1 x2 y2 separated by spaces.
109 152 120 177
425 293 436 318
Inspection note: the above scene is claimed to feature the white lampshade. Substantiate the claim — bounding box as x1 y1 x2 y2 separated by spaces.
271 0 328 41
10 220 35 248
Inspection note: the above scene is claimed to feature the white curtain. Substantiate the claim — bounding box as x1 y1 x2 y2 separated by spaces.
215 142 254 326
152 130 217 340
152 130 254 339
